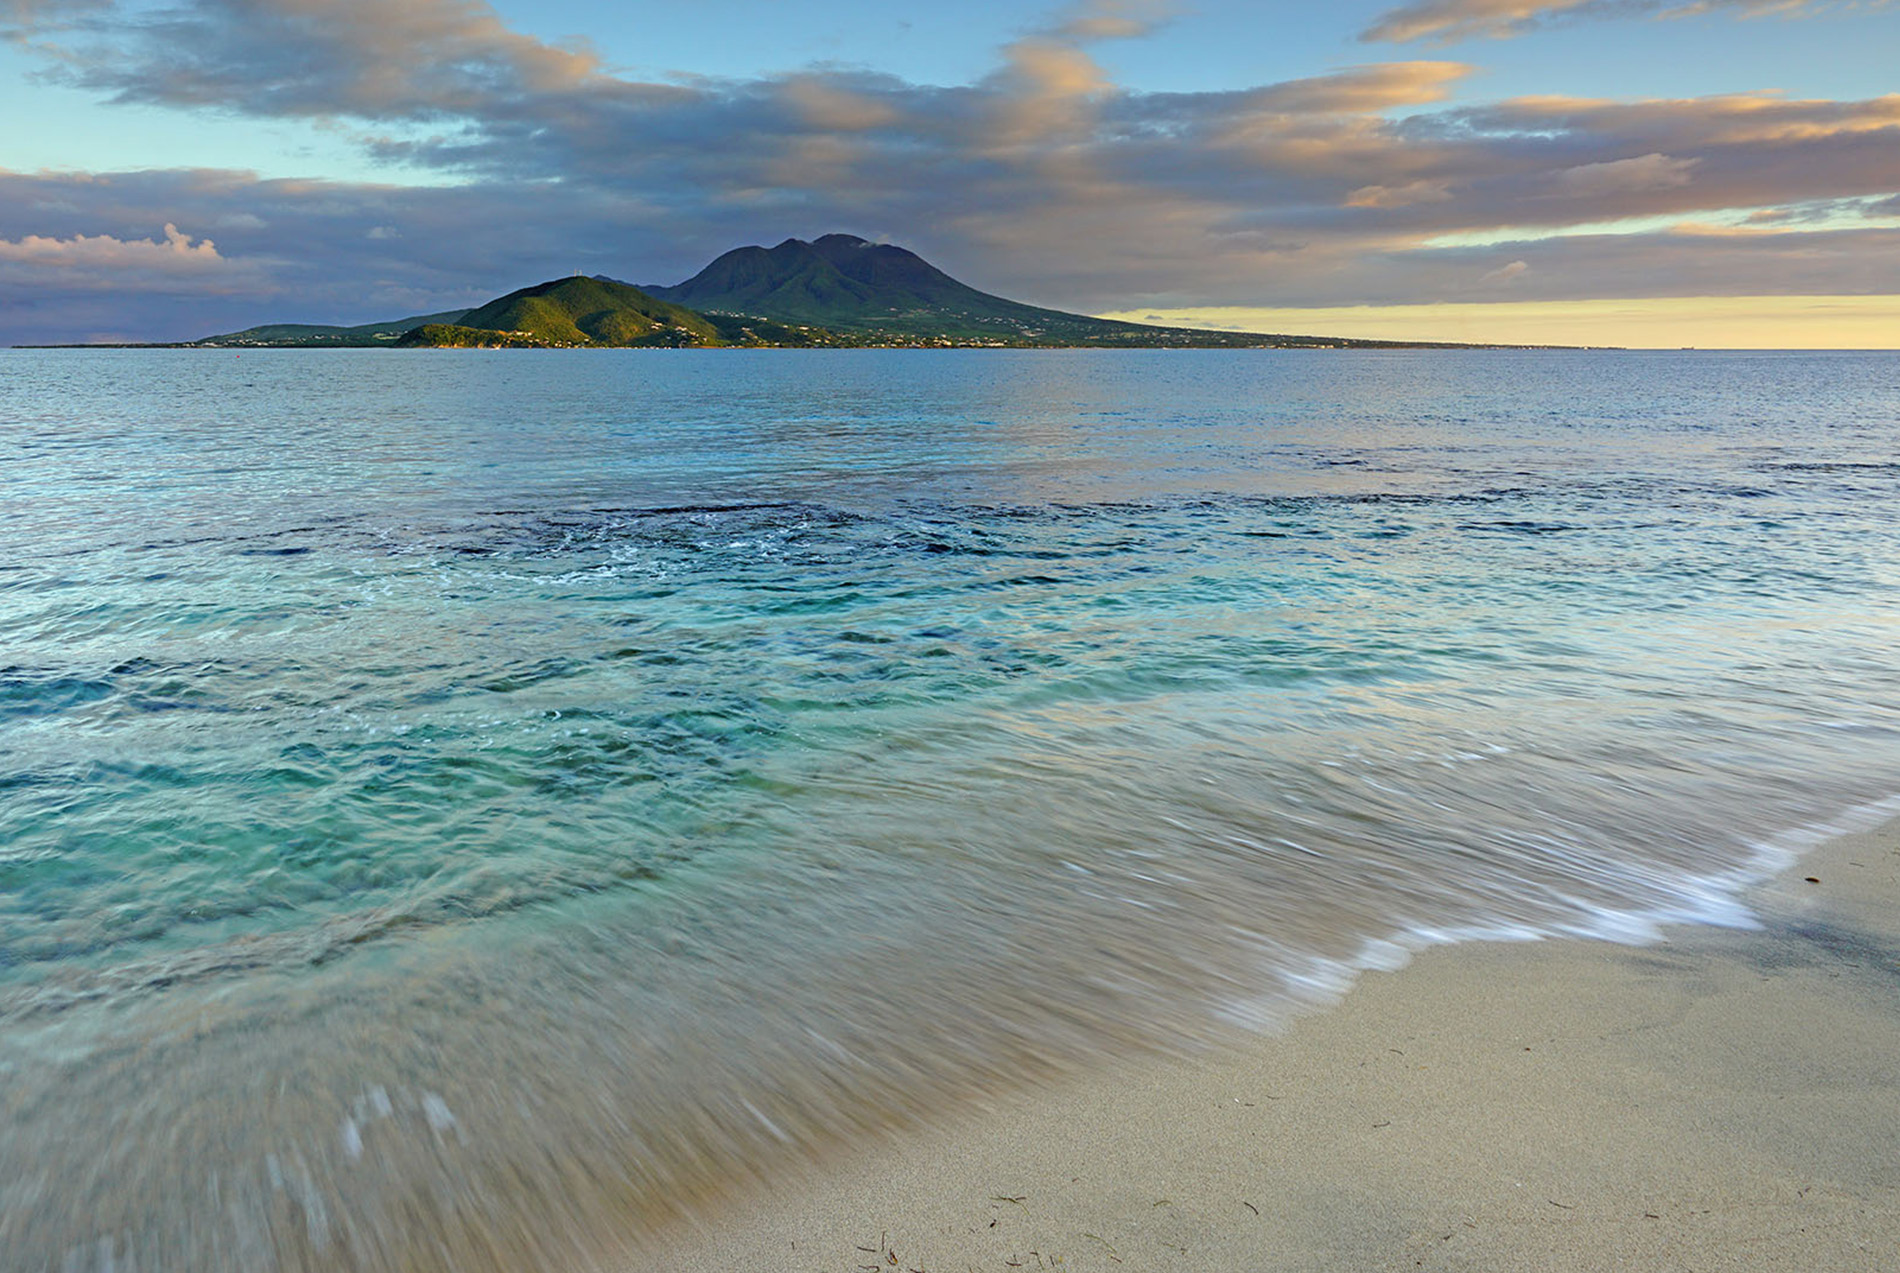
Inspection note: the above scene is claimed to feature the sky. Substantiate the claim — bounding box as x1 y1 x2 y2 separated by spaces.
2 0 1897 346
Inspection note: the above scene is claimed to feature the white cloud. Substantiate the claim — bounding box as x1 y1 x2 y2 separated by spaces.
1480 258 1530 282
0 223 222 269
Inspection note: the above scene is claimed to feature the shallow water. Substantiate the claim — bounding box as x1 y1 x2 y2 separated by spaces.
3 348 1899 1269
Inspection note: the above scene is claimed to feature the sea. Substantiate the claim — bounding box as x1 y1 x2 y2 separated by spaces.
3 347 1898 1271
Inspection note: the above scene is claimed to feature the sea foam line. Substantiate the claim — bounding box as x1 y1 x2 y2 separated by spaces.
1213 789 1900 1032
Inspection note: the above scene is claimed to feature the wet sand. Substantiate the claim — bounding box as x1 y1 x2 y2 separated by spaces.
636 817 1900 1272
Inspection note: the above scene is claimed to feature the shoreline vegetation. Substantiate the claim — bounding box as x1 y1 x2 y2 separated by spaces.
639 817 1900 1272
14 233 1584 351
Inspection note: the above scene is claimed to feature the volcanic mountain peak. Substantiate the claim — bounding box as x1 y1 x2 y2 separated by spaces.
176 233 1485 351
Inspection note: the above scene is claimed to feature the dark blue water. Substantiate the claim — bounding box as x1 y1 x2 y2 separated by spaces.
3 348 1899 1270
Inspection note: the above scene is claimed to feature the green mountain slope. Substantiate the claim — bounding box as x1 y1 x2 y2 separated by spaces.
426 276 725 347
645 233 1357 347
402 276 873 348
193 310 471 347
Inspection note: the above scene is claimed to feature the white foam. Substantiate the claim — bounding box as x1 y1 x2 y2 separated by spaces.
421 1092 456 1134
1213 791 1900 1037
1355 938 1413 973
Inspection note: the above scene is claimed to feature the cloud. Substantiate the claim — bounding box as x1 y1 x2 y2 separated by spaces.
1346 179 1455 208
1398 92 1900 230
780 77 901 132
0 220 270 342
1555 153 1698 195
0 168 539 340
1362 0 1867 44
1043 0 1178 41
0 0 109 29
22 0 601 119
985 38 1115 148
1243 60 1470 115
1402 223 1900 301
0 222 222 271
1480 258 1529 282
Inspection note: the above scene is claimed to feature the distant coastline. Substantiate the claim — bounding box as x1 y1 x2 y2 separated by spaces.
14 339 1589 351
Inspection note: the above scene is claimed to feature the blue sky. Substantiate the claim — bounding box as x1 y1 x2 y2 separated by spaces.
2 0 1896 343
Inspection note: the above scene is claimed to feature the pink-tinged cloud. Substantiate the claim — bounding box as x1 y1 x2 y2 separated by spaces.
1363 0 1867 43
985 37 1117 150
779 77 901 133
1555 153 1699 196
1347 179 1456 208
1244 60 1470 115
1044 0 1178 41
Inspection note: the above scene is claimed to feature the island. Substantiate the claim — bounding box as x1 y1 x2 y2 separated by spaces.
32 234 1564 350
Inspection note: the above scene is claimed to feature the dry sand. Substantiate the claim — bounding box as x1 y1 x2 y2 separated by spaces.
633 820 1900 1272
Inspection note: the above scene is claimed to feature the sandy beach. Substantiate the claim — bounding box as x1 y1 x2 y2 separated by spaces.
638 817 1900 1272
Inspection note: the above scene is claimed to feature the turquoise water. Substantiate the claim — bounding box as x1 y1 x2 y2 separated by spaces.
4 348 1900 1269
